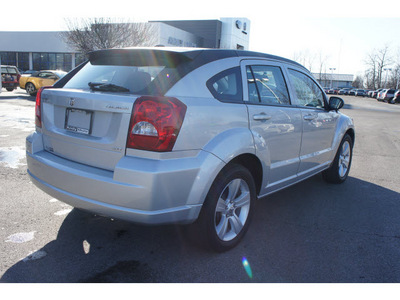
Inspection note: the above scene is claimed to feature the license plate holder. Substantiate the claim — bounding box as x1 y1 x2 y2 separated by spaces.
65 108 93 135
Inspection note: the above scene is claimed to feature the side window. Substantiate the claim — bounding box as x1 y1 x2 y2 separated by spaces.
288 69 325 109
246 65 290 105
38 72 51 78
206 67 243 102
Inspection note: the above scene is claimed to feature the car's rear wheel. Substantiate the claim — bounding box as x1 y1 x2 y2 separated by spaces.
26 83 37 96
323 134 353 184
194 164 256 252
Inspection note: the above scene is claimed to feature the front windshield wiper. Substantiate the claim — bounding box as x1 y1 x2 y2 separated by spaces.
88 82 130 92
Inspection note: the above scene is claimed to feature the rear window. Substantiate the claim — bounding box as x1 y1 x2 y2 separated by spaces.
63 62 175 94
1 67 18 74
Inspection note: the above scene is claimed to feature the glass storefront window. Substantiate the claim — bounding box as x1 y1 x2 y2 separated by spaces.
0 52 30 71
32 52 74 71
75 53 87 67
0 52 17 66
18 53 29 71
2 52 77 72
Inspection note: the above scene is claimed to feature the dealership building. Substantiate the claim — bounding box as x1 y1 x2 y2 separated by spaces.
313 73 354 89
0 18 250 72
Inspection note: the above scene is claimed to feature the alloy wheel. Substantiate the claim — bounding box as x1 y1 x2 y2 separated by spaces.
338 141 351 178
214 178 251 242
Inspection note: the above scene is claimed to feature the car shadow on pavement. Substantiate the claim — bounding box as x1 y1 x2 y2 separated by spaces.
0 89 35 101
1 208 198 283
2 175 400 283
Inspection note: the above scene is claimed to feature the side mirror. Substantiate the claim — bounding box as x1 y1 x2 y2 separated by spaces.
328 96 344 111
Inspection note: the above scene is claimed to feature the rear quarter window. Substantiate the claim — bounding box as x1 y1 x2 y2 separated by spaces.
206 67 243 102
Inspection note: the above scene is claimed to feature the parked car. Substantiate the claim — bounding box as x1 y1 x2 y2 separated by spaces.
377 89 386 101
348 89 356 96
1 65 21 91
372 88 383 98
392 90 400 104
26 48 355 251
327 88 338 95
19 70 67 96
338 88 350 95
355 89 366 97
379 89 396 103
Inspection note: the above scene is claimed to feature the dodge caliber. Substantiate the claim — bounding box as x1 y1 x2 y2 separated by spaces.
26 48 355 251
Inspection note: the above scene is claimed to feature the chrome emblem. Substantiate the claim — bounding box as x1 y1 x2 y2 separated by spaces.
69 98 75 106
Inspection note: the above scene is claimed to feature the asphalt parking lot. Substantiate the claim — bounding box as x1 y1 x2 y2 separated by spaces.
1 88 400 283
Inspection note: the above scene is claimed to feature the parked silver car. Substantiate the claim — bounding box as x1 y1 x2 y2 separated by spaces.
26 48 355 251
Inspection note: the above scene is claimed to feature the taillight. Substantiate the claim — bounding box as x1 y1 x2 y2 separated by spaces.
127 96 187 152
35 86 52 128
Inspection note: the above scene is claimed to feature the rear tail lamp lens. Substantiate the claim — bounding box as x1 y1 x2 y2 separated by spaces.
127 96 187 152
35 86 52 128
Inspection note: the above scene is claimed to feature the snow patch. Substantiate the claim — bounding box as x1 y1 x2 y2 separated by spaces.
54 208 72 216
0 146 26 168
6 231 36 243
0 103 35 132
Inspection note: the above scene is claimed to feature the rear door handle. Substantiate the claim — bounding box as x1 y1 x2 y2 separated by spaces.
303 114 317 121
253 113 272 121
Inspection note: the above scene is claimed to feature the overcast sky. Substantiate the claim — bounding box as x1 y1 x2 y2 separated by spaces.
1 0 399 75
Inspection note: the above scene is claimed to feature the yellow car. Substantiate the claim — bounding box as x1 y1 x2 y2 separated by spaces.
19 70 67 96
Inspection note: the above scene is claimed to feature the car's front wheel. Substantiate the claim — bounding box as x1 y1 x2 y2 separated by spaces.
323 134 353 184
194 164 256 252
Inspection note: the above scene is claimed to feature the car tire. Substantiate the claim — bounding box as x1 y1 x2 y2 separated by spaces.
26 83 37 96
6 88 14 92
322 134 353 184
192 164 257 252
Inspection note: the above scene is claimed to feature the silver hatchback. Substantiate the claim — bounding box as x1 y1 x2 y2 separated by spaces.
26 48 355 251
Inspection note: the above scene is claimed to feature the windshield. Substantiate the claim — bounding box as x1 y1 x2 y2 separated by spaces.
63 62 174 94
54 71 67 78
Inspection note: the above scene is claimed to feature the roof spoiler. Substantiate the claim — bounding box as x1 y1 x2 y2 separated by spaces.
88 48 200 68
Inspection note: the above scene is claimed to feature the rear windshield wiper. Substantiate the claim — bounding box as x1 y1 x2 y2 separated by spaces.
88 82 130 92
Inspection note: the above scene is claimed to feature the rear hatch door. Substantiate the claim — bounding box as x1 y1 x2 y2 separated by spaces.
41 88 135 171
39 48 199 170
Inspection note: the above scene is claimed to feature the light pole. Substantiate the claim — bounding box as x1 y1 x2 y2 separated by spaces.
384 68 392 88
329 68 336 89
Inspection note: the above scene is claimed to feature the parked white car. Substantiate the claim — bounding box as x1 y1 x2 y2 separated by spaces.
26 48 355 251
378 89 397 102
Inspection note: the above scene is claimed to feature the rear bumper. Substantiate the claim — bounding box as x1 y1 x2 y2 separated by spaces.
2 82 18 89
26 132 224 225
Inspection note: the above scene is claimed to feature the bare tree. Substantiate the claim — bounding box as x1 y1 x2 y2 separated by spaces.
364 51 378 89
60 18 157 55
388 48 400 89
317 51 330 86
352 75 364 88
293 49 316 71
364 45 393 89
